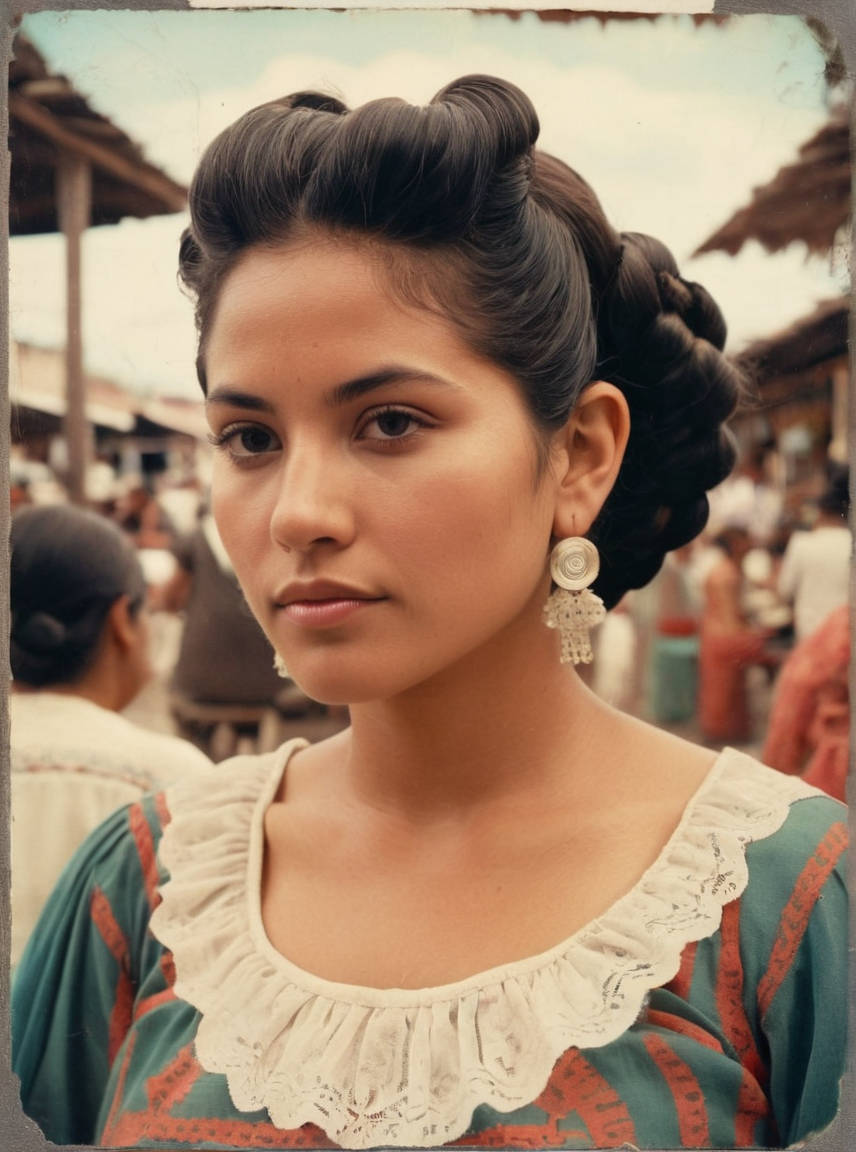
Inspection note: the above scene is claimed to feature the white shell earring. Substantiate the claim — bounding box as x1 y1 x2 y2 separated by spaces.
543 537 606 665
273 653 290 678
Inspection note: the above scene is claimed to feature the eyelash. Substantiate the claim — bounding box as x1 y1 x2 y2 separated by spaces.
207 406 433 463
356 405 433 446
206 424 279 463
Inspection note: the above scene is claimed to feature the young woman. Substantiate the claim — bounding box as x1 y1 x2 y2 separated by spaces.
12 76 846 1150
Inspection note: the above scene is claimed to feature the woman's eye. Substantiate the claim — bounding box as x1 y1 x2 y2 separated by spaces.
360 407 428 442
208 424 280 460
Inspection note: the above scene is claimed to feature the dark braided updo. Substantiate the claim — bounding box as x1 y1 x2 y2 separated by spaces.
179 75 740 608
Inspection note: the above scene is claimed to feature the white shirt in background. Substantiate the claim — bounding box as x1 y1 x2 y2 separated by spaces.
10 692 212 966
777 526 851 641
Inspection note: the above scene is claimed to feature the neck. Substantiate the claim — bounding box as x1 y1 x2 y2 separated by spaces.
342 600 615 823
18 650 136 712
25 676 123 712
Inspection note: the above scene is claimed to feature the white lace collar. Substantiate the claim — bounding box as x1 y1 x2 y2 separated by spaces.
151 742 817 1148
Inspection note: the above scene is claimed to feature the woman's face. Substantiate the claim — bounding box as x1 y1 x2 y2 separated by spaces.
205 236 562 704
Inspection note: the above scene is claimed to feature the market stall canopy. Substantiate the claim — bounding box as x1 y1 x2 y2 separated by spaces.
8 32 188 503
736 296 848 380
694 106 850 258
9 33 186 235
10 341 208 440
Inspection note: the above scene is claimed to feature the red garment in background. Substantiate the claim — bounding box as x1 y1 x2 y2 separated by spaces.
699 626 767 744
762 604 850 803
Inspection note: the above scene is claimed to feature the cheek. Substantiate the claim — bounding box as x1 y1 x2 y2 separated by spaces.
385 450 552 591
210 472 272 582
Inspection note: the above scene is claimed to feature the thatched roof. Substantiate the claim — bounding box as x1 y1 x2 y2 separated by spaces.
9 33 187 235
736 296 848 380
694 106 850 258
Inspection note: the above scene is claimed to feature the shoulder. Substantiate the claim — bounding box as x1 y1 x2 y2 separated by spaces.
743 781 847 901
10 694 158 788
783 530 809 556
115 716 214 777
726 758 848 986
150 745 301 961
10 690 90 746
817 525 852 556
156 742 302 868
79 789 174 893
14 789 173 971
702 750 846 907
779 531 809 575
705 557 737 590
717 751 847 868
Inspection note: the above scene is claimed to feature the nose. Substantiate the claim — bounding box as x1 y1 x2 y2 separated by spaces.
269 442 355 553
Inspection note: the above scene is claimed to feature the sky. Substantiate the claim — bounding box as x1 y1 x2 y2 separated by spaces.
9 9 850 399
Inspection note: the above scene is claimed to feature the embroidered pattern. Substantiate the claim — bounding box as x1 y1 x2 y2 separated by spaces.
150 745 818 1148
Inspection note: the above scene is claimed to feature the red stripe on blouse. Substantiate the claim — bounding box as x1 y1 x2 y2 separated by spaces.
155 789 172 830
134 986 177 1020
99 1029 137 1145
534 1047 637 1146
449 1121 586 1147
646 1008 725 1054
105 1044 336 1147
733 1068 772 1147
644 1032 711 1147
106 1109 335 1148
145 1042 201 1113
716 899 765 1083
667 940 698 1000
757 820 847 1018
90 884 134 1065
129 800 160 911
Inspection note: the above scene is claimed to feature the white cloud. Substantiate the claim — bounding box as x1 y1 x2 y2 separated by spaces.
9 29 841 397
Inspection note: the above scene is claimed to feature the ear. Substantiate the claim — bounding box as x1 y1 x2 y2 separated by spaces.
105 595 138 652
549 381 630 538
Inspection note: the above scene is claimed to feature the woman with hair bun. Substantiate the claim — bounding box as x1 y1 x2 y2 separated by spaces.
8 505 211 967
13 77 846 1149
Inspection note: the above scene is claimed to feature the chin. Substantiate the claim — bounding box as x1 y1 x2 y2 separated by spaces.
282 645 445 708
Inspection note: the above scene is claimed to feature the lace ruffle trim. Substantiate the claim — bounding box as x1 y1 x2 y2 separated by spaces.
150 743 815 1148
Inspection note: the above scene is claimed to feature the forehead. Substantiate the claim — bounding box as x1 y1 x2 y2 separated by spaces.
204 236 474 382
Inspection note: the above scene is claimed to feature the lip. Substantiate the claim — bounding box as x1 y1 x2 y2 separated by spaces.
274 579 382 607
273 580 386 628
281 598 379 627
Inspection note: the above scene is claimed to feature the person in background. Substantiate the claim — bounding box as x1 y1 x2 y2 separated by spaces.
706 442 783 546
763 603 849 803
9 504 212 966
698 527 770 744
10 473 32 514
777 465 850 642
114 481 177 551
156 508 327 758
645 542 702 726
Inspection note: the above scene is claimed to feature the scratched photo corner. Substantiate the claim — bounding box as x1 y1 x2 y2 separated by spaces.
1 3 854 1151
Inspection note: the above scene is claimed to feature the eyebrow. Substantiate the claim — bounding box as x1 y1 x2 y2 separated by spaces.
206 367 456 412
205 389 275 413
325 367 456 407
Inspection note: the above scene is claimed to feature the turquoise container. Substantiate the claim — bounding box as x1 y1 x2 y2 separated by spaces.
650 633 699 723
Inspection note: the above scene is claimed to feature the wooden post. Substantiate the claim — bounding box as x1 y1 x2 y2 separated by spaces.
829 359 849 465
57 152 92 504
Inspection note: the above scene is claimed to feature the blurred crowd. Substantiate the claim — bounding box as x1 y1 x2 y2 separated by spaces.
8 444 850 966
593 448 851 805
